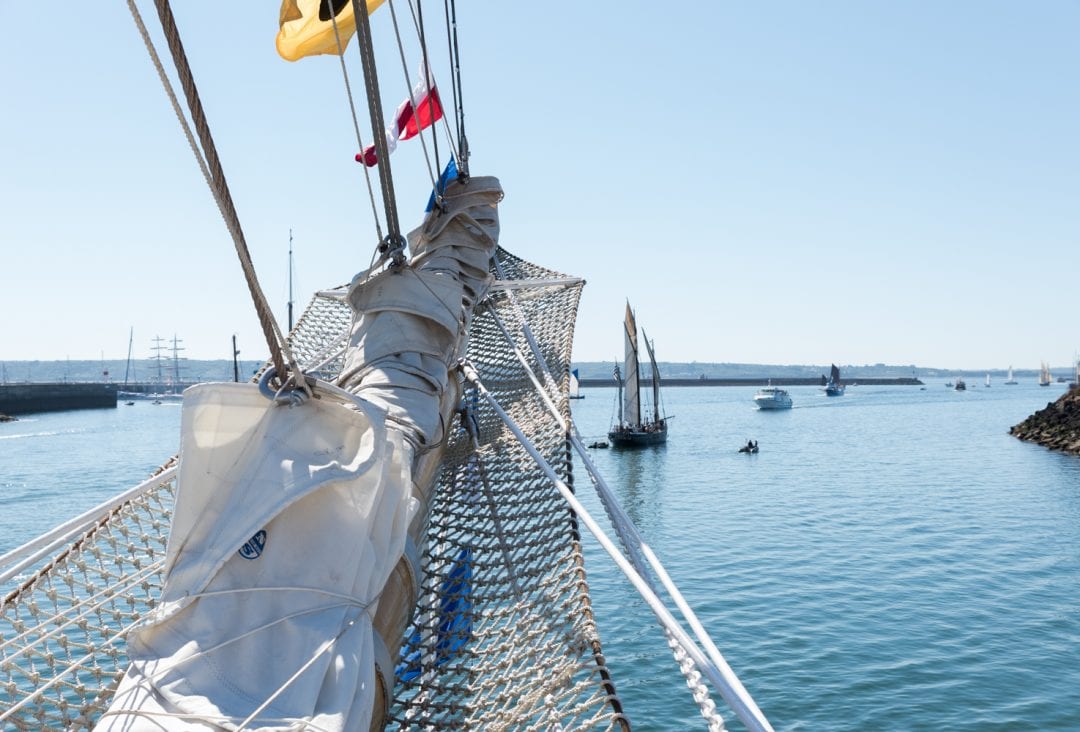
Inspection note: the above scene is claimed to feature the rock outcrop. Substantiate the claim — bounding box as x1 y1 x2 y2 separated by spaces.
1010 388 1080 454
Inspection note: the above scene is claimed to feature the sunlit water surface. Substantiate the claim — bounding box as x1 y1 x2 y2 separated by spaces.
2 383 1078 730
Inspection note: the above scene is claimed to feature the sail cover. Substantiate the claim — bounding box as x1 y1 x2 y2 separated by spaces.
96 176 503 731
622 304 640 427
97 383 415 731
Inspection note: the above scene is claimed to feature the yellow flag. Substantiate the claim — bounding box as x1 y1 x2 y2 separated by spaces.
276 0 386 62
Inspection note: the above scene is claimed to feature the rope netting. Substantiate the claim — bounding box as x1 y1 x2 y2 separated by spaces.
0 466 177 730
0 248 628 730
386 249 626 730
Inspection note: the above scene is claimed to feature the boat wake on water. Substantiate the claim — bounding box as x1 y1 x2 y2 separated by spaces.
0 2 771 730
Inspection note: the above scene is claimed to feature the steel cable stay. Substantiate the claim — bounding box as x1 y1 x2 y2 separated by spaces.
403 0 467 189
479 283 773 730
326 7 387 247
386 0 439 198
460 360 774 732
443 0 468 174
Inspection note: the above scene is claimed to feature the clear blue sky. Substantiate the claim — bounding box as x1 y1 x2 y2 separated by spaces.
2 2 1077 371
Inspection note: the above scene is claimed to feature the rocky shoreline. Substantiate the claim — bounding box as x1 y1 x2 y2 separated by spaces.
1010 388 1080 455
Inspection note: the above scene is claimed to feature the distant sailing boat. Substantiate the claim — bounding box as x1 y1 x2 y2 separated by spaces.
569 368 584 399
609 303 668 447
985 373 991 388
824 363 845 396
1004 365 1018 385
1039 361 1052 386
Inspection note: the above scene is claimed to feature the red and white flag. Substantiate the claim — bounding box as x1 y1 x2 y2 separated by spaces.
356 65 443 167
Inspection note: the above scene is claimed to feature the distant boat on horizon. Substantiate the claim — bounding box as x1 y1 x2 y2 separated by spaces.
1004 366 1018 385
754 381 794 410
569 368 584 400
823 363 845 397
1039 361 1052 386
608 303 668 447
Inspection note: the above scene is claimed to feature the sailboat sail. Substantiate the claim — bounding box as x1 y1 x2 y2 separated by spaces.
569 368 583 398
830 364 841 384
608 305 669 447
622 303 640 428
642 328 662 424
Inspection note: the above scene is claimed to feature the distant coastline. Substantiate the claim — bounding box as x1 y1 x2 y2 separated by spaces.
578 376 922 388
0 359 1059 385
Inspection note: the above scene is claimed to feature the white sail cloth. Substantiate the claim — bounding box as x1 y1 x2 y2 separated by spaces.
337 175 502 446
97 383 416 731
96 175 502 731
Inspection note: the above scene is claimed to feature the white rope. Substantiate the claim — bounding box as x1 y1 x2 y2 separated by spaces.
460 361 774 732
0 562 163 658
0 614 145 724
96 708 337 732
483 279 764 728
0 466 176 585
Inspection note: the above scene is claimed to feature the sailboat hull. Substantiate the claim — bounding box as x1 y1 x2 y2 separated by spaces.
608 423 668 447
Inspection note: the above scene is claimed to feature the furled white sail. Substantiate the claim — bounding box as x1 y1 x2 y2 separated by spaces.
622 303 640 428
98 382 414 732
97 175 502 731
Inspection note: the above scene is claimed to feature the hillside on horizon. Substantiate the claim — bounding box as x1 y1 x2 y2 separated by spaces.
3 359 1066 385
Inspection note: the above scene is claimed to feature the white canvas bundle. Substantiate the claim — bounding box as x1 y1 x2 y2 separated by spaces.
97 382 416 731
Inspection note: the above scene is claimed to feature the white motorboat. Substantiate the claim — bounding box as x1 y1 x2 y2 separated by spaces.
754 382 793 410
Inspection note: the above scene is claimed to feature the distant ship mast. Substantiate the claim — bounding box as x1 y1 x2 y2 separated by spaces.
123 327 135 386
287 229 294 332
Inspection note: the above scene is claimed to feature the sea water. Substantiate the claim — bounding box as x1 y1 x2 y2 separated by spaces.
2 383 1078 730
573 383 1080 730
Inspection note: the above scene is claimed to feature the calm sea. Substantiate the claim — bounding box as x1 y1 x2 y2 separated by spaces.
3 382 1079 730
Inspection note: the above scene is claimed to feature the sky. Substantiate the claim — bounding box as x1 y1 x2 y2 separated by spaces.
1 2 1077 371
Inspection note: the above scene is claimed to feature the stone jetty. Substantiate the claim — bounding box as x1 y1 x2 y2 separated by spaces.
1010 388 1080 455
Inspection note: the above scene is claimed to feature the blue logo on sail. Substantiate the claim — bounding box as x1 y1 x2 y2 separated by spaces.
238 529 267 560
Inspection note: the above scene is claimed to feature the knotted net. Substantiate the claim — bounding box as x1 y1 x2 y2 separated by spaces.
0 247 628 730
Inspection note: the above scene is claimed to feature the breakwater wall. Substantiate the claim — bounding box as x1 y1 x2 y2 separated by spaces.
577 377 923 388
1010 388 1080 454
0 383 118 415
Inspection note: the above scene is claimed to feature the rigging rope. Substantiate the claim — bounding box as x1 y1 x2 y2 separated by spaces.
327 8 386 246
387 0 439 195
351 0 405 263
130 0 306 390
461 362 772 732
444 0 469 174
481 285 773 731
